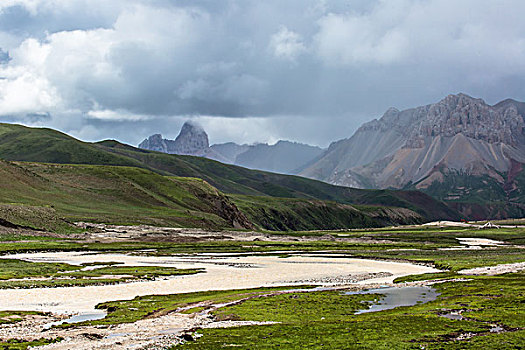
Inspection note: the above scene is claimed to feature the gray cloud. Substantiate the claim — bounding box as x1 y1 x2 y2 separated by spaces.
0 0 524 148
0 48 9 63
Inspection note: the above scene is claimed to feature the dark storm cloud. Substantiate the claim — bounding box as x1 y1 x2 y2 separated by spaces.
0 0 524 147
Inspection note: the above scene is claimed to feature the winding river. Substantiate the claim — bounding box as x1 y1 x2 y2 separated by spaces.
0 252 439 315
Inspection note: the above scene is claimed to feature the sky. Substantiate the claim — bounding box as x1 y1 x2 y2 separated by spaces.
0 0 524 147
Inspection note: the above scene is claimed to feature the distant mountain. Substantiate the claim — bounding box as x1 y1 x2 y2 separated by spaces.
234 141 324 174
209 142 250 164
139 122 324 174
300 93 525 219
138 121 209 156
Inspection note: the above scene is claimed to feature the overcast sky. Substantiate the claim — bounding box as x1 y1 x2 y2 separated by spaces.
0 0 524 147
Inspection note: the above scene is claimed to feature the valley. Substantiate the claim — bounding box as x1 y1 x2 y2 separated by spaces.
1 2 523 349
0 121 521 349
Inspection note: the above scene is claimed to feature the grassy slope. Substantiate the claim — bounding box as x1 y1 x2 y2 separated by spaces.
0 160 252 230
0 123 458 223
231 195 422 231
0 160 425 231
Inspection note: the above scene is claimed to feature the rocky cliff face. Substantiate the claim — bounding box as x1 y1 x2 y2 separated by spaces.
300 94 525 218
301 93 525 189
363 94 525 148
172 121 209 155
138 134 169 153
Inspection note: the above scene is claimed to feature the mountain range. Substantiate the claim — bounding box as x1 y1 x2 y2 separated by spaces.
300 93 525 219
139 122 324 174
139 93 525 220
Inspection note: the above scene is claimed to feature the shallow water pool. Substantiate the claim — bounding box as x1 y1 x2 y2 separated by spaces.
346 286 439 314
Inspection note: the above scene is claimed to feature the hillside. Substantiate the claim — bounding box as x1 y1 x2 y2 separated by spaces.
97 142 458 221
0 160 254 230
0 123 459 224
300 94 525 220
0 159 430 231
231 195 422 231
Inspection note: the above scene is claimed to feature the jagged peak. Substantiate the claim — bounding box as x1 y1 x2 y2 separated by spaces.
439 92 486 106
385 106 400 114
180 120 206 134
494 98 518 106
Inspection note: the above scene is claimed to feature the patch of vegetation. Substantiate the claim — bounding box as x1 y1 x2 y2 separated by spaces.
0 259 203 288
0 259 78 280
393 271 460 283
0 338 63 350
76 286 315 327
0 311 46 325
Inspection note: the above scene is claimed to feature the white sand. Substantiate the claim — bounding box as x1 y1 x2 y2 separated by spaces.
457 237 504 246
459 262 525 275
0 252 439 314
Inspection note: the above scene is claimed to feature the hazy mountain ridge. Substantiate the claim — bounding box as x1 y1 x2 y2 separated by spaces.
139 122 324 175
235 140 324 174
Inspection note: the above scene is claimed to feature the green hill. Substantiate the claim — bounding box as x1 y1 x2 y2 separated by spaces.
0 160 254 231
0 123 459 230
0 159 425 231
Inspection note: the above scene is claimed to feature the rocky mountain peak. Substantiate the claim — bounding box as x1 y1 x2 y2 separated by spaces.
173 121 209 155
358 93 525 148
412 93 525 146
138 121 209 155
138 134 167 153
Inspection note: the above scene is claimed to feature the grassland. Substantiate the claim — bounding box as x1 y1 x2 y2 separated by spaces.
0 338 63 350
87 286 316 327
